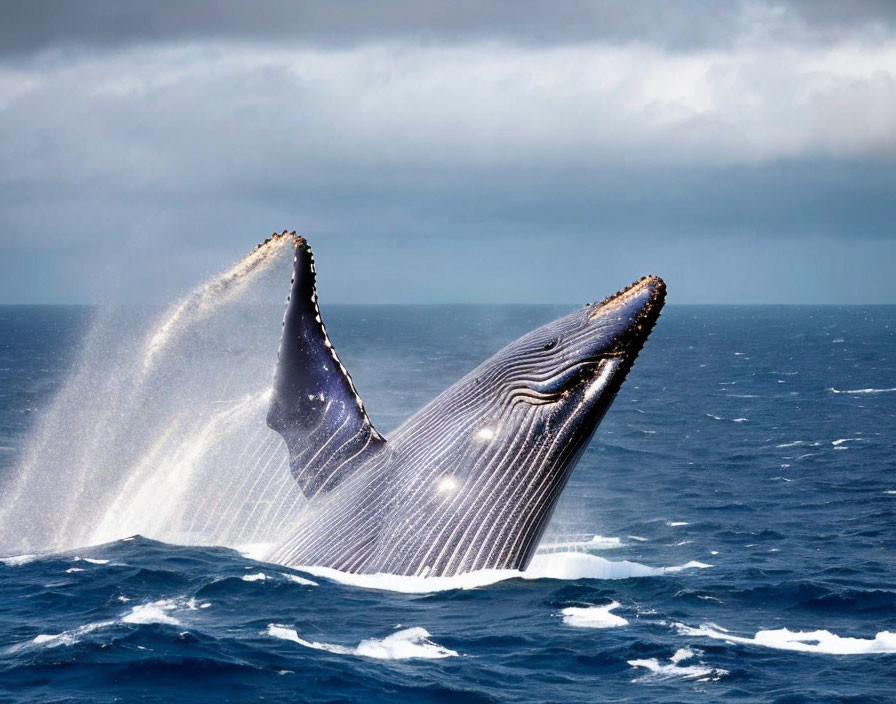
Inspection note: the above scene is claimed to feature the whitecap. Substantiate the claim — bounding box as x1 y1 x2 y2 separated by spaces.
241 572 268 582
1 553 39 566
561 601 628 628
27 620 115 649
775 440 821 449
266 624 457 660
629 647 727 682
829 387 896 395
290 552 709 594
236 542 277 561
121 598 200 626
71 556 110 565
831 438 864 449
8 597 200 652
676 622 896 655
663 561 712 573
539 534 624 551
280 572 318 586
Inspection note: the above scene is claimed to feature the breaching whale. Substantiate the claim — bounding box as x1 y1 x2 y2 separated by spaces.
264 232 665 577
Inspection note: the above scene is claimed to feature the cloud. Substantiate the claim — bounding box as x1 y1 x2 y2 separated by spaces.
2 0 895 58
0 5 894 303
2 40 894 184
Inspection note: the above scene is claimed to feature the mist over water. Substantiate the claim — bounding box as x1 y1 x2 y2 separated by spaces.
0 236 304 553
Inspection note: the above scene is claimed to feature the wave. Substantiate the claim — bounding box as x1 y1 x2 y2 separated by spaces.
628 648 727 682
25 620 116 650
0 553 39 566
266 624 457 660
122 598 191 626
73 556 109 565
676 622 896 655
241 572 268 582
776 440 821 449
290 552 711 594
538 534 624 551
829 387 896 395
7 596 208 652
561 601 628 628
706 414 749 423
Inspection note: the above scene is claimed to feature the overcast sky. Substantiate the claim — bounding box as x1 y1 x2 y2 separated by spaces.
1 1 894 304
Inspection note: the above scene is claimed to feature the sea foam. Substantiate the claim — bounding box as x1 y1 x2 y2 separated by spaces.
561 601 628 628
829 387 896 395
628 647 727 682
676 622 896 655
266 625 457 660
289 552 710 594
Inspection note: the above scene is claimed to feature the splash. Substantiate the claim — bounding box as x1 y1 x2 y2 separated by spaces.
0 233 306 554
141 235 296 374
288 551 711 593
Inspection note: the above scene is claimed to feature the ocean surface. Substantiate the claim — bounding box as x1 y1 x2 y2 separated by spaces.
1 302 894 703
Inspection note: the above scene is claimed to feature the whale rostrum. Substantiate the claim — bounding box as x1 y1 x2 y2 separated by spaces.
265 232 665 577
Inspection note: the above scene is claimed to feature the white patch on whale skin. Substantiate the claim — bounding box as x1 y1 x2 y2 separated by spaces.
474 427 495 441
584 359 619 400
435 475 459 494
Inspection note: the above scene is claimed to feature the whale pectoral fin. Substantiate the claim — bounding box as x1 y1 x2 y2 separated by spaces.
266 234 385 498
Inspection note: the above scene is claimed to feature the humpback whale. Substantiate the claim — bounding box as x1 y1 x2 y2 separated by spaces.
264 232 665 577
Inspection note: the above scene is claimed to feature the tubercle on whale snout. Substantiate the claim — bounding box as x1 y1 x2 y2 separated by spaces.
598 283 667 366
588 274 667 314
256 230 304 250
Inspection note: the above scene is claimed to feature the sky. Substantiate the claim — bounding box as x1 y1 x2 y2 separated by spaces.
1 1 894 304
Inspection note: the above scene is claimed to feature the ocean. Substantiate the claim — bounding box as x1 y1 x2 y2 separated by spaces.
1 297 894 702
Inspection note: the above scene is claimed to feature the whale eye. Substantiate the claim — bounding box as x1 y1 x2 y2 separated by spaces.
542 337 559 351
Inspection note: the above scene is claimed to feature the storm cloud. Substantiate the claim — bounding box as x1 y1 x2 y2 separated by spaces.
1 1 894 303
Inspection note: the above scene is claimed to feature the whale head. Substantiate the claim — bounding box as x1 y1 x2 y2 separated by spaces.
264 233 666 577
372 275 667 575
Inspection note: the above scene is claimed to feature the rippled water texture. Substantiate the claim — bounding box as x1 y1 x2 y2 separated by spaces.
0 302 894 702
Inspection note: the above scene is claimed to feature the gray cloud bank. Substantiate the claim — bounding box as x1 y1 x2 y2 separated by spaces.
0 2 894 303
3 0 896 55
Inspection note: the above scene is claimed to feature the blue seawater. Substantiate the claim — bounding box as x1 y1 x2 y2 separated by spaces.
1 304 894 703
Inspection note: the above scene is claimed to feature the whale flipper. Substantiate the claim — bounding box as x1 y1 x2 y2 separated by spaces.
266 234 385 497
